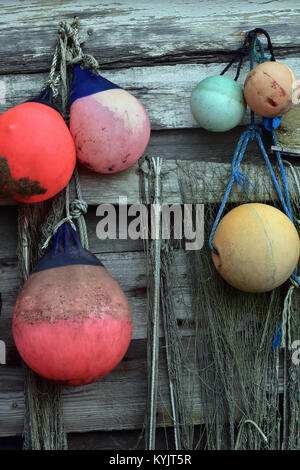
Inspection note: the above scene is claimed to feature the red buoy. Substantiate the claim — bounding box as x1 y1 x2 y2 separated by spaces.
12 223 133 386
69 65 151 174
0 89 76 203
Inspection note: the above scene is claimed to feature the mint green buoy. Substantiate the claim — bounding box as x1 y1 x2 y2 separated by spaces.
190 75 246 132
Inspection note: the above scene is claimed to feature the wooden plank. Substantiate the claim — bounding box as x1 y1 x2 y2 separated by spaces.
0 123 276 206
0 207 18 259
0 206 144 260
1 58 300 130
148 128 271 164
1 153 300 207
0 337 204 436
0 0 299 74
0 332 285 437
72 158 300 205
271 145 300 157
0 366 24 436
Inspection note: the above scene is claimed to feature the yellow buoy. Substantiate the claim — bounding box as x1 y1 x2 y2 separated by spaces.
211 203 300 293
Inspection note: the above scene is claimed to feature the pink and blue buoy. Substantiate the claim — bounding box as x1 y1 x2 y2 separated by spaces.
69 65 151 174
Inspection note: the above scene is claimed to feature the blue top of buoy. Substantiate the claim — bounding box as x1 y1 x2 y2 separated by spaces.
32 223 103 273
26 87 61 114
70 65 121 105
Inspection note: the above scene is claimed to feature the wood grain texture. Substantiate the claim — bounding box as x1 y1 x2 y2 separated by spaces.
71 158 300 205
2 155 299 207
0 207 18 259
0 337 204 436
1 58 300 131
0 0 299 74
0 206 145 260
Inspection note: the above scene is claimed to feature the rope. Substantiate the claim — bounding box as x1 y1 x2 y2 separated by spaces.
41 185 77 251
280 285 295 349
208 125 295 253
20 17 95 450
44 42 61 99
220 28 275 81
42 18 91 249
210 28 300 352
234 419 268 450
58 17 100 72
70 167 89 249
253 37 272 64
147 157 162 450
43 17 100 116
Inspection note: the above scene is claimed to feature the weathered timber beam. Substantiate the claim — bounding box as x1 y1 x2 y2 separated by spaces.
1 156 299 207
0 0 300 73
0 337 205 436
1 59 300 130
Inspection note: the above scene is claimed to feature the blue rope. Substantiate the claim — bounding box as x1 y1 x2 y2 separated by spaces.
209 31 300 350
254 37 272 64
272 320 283 351
272 131 292 216
208 124 296 253
209 127 254 254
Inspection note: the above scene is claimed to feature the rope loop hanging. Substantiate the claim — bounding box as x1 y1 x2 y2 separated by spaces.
220 27 275 81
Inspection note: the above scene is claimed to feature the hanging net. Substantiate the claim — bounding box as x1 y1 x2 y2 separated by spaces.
140 154 300 450
141 28 300 449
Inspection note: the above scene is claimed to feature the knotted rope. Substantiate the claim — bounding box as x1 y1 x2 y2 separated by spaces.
40 169 89 251
44 17 100 117
41 17 91 250
70 167 89 249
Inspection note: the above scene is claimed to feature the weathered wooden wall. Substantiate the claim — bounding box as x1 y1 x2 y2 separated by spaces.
0 0 299 443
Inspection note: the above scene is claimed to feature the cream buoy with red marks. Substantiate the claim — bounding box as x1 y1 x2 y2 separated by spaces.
243 61 298 118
